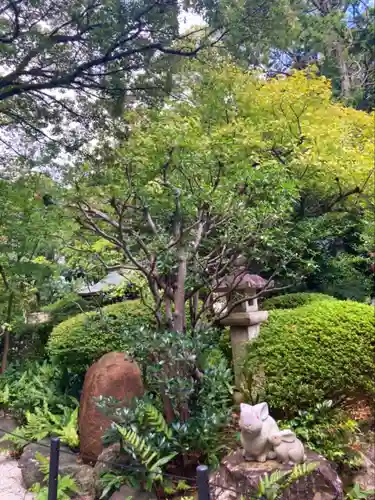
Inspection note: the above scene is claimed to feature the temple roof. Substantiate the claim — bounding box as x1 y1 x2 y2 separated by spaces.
77 269 125 296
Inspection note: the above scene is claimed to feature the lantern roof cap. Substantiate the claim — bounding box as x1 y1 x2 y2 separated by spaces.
216 267 272 291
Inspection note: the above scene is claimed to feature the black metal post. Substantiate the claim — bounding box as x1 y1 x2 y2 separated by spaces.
197 465 210 500
48 437 60 500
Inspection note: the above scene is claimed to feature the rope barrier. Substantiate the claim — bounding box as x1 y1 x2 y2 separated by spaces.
0 426 294 499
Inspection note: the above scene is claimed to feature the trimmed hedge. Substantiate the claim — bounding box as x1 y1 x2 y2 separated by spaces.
244 299 375 416
263 292 335 310
47 300 154 372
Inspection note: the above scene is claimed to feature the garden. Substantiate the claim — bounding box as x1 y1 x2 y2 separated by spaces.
0 1 374 499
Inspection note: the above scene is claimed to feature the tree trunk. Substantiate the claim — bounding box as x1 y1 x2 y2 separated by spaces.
165 293 173 330
189 293 199 328
1 292 14 374
173 248 187 333
161 392 175 424
1 329 10 374
335 41 351 98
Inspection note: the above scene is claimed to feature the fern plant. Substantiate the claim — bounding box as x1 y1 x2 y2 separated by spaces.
0 361 71 418
99 471 132 499
115 424 177 490
101 400 178 490
254 463 318 500
0 401 79 451
144 403 173 440
30 452 79 500
345 484 375 499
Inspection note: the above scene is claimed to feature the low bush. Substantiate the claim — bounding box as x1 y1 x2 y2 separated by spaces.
47 300 155 372
281 400 361 468
10 322 55 361
8 295 96 362
243 299 375 415
96 329 233 490
263 292 335 310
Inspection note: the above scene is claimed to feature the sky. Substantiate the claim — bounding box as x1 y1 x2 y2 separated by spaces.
179 9 204 31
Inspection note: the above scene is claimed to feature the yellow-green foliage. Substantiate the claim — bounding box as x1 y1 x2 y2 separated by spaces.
244 299 375 415
47 300 154 372
263 292 335 310
161 61 374 204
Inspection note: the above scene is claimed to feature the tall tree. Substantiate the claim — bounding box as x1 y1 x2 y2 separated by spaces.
66 61 374 333
0 0 205 171
201 0 374 108
0 0 281 172
0 174 65 371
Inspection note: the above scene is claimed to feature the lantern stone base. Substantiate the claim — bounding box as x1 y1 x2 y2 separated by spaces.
220 311 268 388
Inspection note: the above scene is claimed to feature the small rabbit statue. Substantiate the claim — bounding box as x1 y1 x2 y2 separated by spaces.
239 402 280 462
269 429 307 464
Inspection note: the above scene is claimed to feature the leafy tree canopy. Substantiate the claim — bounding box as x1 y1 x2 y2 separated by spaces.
66 60 374 330
0 174 72 371
0 0 280 172
202 0 375 108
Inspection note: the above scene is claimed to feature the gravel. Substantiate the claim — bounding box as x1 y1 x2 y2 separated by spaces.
0 452 35 500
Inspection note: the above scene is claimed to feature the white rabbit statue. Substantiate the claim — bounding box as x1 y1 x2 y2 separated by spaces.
239 402 280 462
269 429 307 464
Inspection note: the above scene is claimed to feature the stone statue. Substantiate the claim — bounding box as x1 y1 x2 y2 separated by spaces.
269 430 306 464
239 402 279 462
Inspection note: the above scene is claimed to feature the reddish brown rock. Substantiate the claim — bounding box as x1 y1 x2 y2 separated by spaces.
210 449 344 500
79 352 143 462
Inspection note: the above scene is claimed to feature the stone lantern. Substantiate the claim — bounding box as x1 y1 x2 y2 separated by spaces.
216 268 272 388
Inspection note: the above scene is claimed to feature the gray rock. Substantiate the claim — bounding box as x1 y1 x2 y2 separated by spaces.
19 439 95 496
210 448 344 500
72 464 96 498
94 443 132 497
0 414 19 450
94 443 131 476
351 446 375 499
109 484 156 500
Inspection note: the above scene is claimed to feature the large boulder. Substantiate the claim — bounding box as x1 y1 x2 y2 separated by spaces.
79 352 144 462
109 485 156 500
0 413 19 451
19 439 96 497
94 443 132 497
350 446 375 499
210 449 344 500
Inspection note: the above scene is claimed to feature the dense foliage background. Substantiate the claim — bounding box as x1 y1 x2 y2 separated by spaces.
0 1 373 497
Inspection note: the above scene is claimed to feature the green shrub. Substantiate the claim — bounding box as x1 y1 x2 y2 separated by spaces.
8 295 96 362
10 322 55 361
47 300 154 372
96 329 233 486
263 292 336 310
243 299 375 415
281 400 362 468
309 253 372 303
